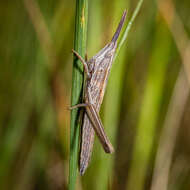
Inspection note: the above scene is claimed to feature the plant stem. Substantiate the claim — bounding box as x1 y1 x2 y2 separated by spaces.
69 0 88 190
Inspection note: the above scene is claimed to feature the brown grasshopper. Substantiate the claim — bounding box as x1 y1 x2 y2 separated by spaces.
71 10 126 175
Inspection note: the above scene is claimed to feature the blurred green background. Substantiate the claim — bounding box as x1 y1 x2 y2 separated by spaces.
0 0 190 189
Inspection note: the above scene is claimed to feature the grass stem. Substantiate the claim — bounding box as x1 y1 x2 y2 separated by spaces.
69 0 88 190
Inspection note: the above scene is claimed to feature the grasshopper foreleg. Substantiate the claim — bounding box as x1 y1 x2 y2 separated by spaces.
72 49 91 79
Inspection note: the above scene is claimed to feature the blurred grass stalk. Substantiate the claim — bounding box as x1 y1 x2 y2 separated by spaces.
150 69 189 190
14 0 57 189
69 0 88 190
0 86 34 189
14 102 55 190
151 1 190 189
126 19 172 190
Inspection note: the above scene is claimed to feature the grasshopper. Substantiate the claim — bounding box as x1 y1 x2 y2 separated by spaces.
71 10 126 175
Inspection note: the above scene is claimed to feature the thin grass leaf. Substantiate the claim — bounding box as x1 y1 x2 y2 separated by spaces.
69 0 88 189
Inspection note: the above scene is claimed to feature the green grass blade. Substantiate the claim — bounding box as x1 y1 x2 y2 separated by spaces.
69 0 88 189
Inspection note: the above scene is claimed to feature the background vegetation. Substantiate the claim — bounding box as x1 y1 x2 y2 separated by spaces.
0 0 190 189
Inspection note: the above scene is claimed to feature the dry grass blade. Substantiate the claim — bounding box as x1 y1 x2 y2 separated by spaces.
151 0 190 190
